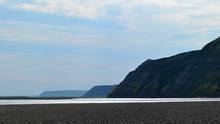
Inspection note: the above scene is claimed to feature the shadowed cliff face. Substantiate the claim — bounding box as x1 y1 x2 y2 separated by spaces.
83 85 117 98
109 37 220 98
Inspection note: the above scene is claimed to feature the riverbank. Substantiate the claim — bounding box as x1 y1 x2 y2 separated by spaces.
0 102 220 124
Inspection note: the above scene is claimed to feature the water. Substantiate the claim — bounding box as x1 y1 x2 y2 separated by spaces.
0 98 220 105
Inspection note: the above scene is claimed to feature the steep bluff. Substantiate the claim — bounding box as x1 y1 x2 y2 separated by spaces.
109 37 220 98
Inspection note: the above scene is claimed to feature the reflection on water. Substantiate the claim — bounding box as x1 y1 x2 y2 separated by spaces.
0 98 220 105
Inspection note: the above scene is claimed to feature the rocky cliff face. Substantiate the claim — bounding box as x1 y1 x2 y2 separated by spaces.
109 37 220 98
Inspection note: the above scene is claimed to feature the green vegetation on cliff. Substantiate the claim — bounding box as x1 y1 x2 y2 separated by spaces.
109 37 220 98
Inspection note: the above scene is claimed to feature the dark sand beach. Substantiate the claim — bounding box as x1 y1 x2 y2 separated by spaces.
0 102 220 124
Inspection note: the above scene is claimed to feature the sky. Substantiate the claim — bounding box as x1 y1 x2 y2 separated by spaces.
0 0 220 96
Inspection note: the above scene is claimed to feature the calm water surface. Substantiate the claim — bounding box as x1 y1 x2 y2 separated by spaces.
1 98 220 105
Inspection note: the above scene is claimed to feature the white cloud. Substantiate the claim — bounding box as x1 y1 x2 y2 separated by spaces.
13 1 219 16
1 0 219 47
12 0 220 30
0 0 7 4
14 0 183 19
0 20 125 48
15 0 111 19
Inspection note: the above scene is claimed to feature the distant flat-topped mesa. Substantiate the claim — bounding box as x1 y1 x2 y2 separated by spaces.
84 85 117 98
109 37 220 98
39 90 87 97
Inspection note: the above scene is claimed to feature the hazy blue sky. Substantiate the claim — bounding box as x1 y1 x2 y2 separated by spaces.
0 0 220 96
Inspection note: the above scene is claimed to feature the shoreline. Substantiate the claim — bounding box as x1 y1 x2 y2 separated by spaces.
0 100 220 106
0 102 220 124
1 98 220 106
